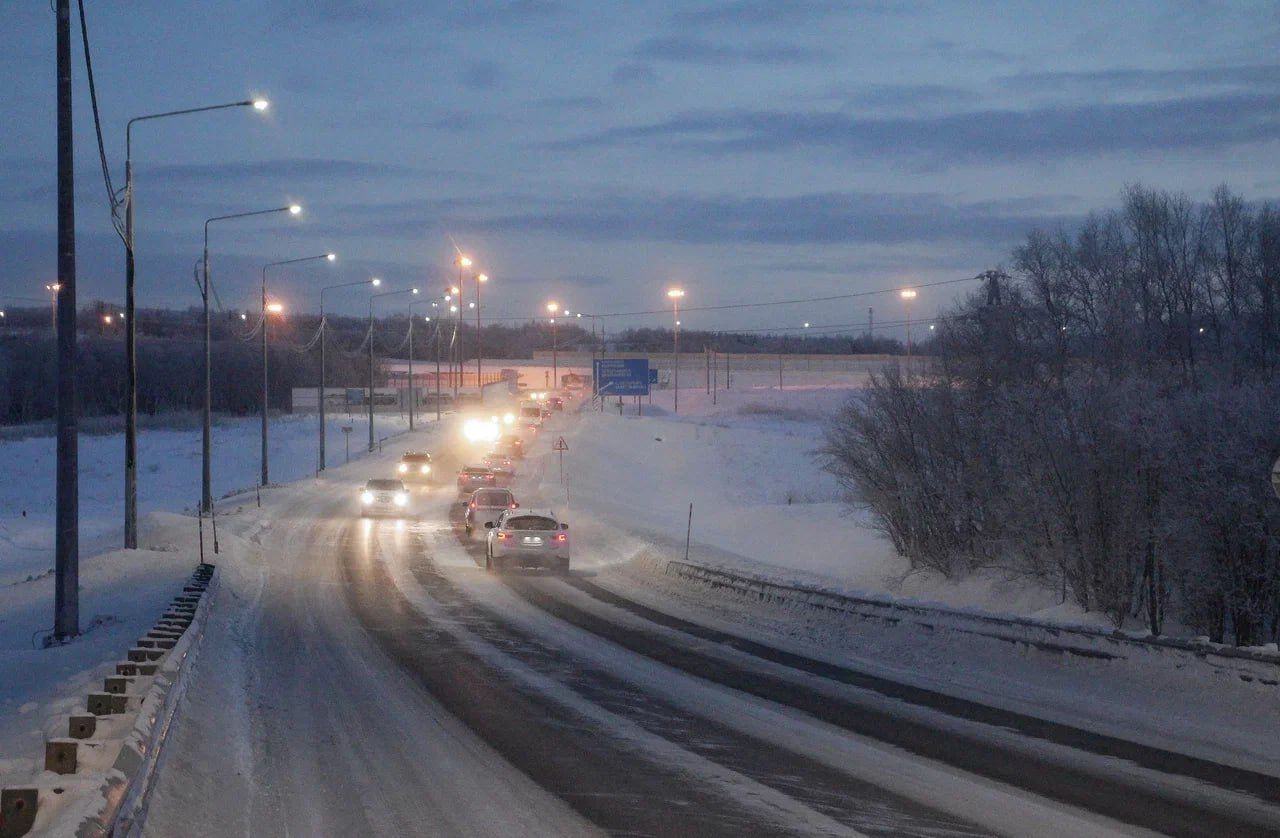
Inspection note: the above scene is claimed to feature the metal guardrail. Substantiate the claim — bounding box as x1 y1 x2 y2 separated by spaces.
663 559 1280 685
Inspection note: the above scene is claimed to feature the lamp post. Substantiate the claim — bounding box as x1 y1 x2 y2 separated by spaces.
449 286 461 398
200 203 301 511
369 287 418 451
900 288 917 374
546 302 560 388
45 283 61 332
259 253 334 487
122 97 267 548
318 277 379 471
454 254 471 390
407 297 439 429
667 289 684 413
475 273 487 396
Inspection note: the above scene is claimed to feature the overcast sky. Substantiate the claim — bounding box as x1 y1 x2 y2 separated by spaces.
3 1 1279 334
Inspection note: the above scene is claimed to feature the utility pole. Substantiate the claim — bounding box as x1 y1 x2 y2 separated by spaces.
435 318 442 421
367 304 375 452
407 314 414 430
54 0 79 640
868 307 874 341
318 310 327 470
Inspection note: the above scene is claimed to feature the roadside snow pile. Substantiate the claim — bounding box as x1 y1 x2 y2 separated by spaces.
0 512 223 772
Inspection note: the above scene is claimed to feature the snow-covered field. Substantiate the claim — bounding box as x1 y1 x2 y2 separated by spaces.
562 375 1094 623
0 412 412 584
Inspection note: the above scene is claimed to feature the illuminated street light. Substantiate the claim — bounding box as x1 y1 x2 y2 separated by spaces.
546 302 561 385
121 97 273 544
667 289 685 412
900 288 917 374
266 302 284 314
288 204 302 215
317 276 382 470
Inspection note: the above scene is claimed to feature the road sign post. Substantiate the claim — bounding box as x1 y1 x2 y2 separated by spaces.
553 435 569 484
593 359 650 403
342 425 353 464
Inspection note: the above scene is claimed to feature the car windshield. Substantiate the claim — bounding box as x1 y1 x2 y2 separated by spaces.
520 407 541 418
367 480 403 491
474 490 513 507
505 516 557 531
401 453 431 462
463 468 491 476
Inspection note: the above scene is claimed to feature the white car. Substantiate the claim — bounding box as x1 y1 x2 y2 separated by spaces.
485 509 569 573
360 478 409 517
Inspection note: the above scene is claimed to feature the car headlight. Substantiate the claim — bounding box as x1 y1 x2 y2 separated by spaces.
361 491 374 504
398 463 408 473
394 493 408 506
420 465 430 474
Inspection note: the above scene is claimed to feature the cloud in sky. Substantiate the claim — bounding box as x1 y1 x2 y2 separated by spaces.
633 36 826 65
548 92 1280 165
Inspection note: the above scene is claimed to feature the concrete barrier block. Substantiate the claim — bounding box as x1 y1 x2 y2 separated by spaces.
115 662 138 676
136 639 157 649
87 693 128 716
153 638 177 650
136 662 158 676
126 648 148 663
44 739 77 774
104 676 134 695
68 714 96 739
0 787 38 838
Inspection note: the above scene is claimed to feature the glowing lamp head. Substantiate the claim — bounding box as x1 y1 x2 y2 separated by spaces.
371 277 382 287
900 288 917 300
326 253 337 261
477 273 488 283
546 302 559 314
266 302 284 314
450 286 460 295
288 204 302 215
103 315 113 324
411 288 420 295
252 99 270 111
450 305 458 313
803 322 810 328
667 288 684 299
458 255 472 268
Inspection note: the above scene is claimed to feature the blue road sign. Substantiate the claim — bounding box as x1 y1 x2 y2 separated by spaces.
593 358 650 396
649 368 659 384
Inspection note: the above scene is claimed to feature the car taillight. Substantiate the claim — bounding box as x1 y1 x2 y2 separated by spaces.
497 532 509 540
510 503 517 509
556 533 567 542
469 501 476 508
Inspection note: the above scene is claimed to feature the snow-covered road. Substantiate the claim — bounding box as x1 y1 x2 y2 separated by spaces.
137 400 1280 837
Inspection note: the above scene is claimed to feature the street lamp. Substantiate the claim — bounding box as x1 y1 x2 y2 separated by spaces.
667 289 684 413
475 273 488 397
900 288 917 374
259 253 334 487
546 302 560 388
369 287 419 451
121 97 269 548
406 296 440 430
317 276 380 471
45 283 61 332
199 203 302 512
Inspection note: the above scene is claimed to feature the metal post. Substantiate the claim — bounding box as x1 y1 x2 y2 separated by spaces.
408 313 414 430
552 318 558 389
705 346 710 394
726 352 730 389
672 299 680 414
123 156 137 548
367 302 375 452
318 307 326 471
435 319 442 421
54 0 78 640
260 266 268 487
684 502 693 563
778 353 783 390
201 236 212 513
475 277 482 396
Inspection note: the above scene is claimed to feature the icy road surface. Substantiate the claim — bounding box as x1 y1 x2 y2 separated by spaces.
140 402 1280 837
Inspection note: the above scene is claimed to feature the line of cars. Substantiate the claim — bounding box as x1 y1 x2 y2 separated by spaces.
356 392 574 573
457 395 571 573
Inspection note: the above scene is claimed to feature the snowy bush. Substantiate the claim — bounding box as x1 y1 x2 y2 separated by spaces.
824 185 1280 645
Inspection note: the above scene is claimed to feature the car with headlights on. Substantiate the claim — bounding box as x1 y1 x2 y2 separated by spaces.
485 509 569 573
457 465 497 493
360 478 409 517
397 451 433 483
464 488 518 536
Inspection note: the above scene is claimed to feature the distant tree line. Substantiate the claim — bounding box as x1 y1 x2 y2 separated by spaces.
824 185 1280 646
